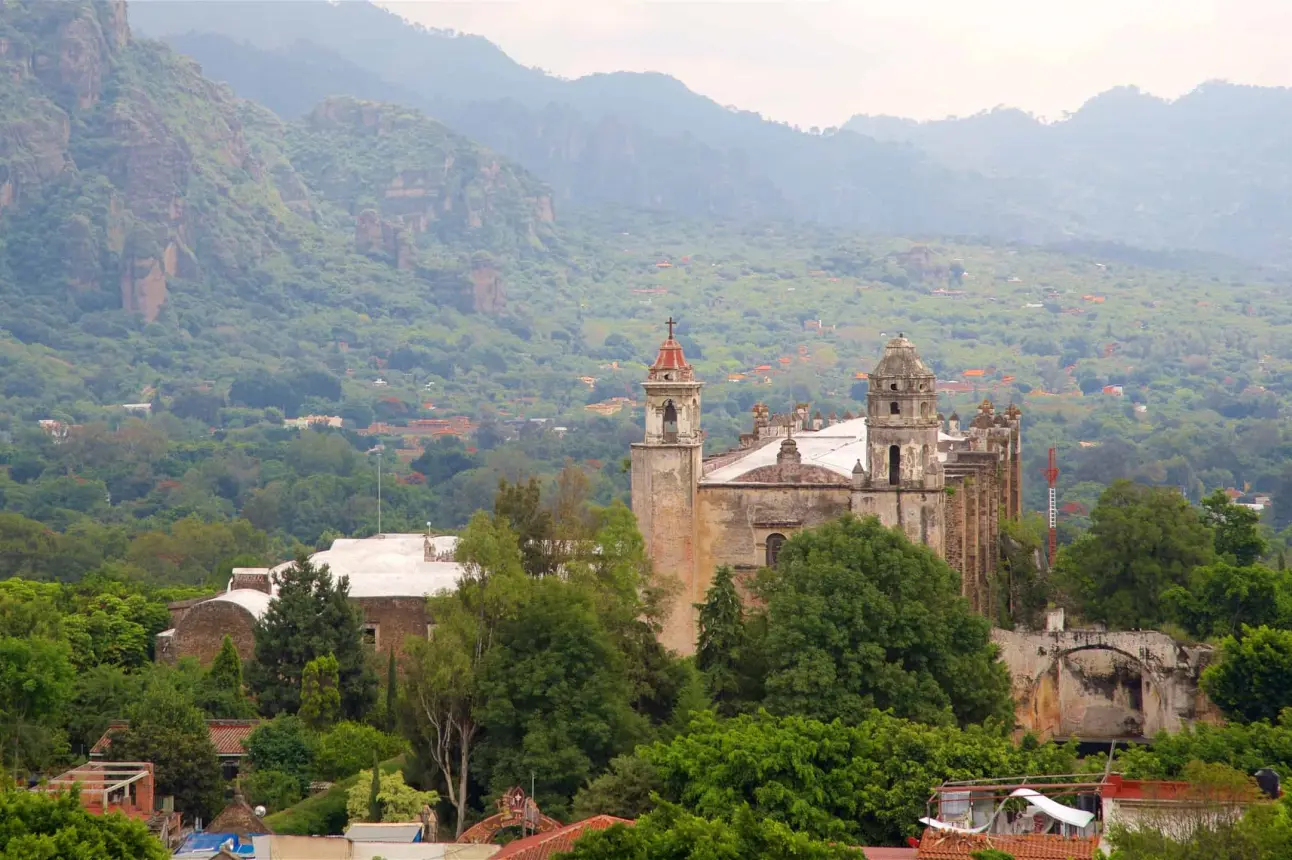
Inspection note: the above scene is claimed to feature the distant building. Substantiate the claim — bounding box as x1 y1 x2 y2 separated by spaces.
284 415 344 430
121 403 153 415
630 330 1022 654
91 719 260 781
156 535 463 666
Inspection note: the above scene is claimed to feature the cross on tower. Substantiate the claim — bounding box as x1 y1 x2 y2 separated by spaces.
666 317 676 339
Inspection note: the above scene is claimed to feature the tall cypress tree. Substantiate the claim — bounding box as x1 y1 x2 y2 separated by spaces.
246 554 377 718
695 566 750 716
367 749 383 822
385 648 398 732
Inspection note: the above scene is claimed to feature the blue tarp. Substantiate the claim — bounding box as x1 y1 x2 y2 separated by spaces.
174 832 256 856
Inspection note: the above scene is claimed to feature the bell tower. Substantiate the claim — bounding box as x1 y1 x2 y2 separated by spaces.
631 319 703 654
862 335 945 549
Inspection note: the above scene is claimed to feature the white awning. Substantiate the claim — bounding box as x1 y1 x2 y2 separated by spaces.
1012 788 1095 828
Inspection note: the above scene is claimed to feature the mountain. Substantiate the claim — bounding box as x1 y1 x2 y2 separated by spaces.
128 0 1042 239
0 0 567 413
846 83 1292 265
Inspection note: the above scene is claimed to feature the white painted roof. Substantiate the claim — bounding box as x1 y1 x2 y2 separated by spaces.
210 589 274 619
702 419 966 485
703 418 869 484
269 534 464 600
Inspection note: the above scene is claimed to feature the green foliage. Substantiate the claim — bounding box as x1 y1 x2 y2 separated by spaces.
0 636 74 774
1201 489 1268 567
247 555 377 719
347 767 439 824
695 566 754 717
571 754 664 821
243 768 304 813
474 575 646 819
245 716 319 796
1057 481 1215 629
0 787 168 860
1107 802 1292 860
385 648 397 733
1115 710 1292 779
300 653 342 732
970 851 1016 860
752 515 1013 727
106 685 223 821
558 801 866 859
1202 626 1292 723
1162 562 1287 640
313 721 406 782
494 477 557 577
641 710 1075 847
266 756 405 836
995 515 1051 630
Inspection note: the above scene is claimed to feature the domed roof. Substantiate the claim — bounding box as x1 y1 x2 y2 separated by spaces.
871 335 933 379
647 318 695 382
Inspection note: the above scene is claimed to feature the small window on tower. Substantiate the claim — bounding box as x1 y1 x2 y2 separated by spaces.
362 623 379 648
889 382 899 392
920 402 931 418
889 445 901 485
766 533 787 568
889 402 900 415
663 400 679 442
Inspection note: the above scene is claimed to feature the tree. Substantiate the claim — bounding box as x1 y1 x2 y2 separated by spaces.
243 768 303 813
247 554 376 719
1162 562 1284 639
313 722 405 781
1056 481 1215 629
196 634 254 719
245 716 318 796
560 801 873 859
0 788 168 860
571 754 663 820
695 567 751 716
642 710 1075 847
106 686 222 821
401 512 528 837
752 515 1013 727
347 767 439 824
1201 489 1267 567
493 476 556 577
367 750 382 822
300 654 342 732
473 577 646 818
1202 626 1292 723
385 648 398 733
0 637 74 774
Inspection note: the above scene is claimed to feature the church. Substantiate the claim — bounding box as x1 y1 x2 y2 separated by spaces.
630 325 1023 654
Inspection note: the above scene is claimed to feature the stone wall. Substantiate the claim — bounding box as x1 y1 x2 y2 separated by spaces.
993 627 1222 741
631 442 701 655
165 600 258 666
357 596 431 657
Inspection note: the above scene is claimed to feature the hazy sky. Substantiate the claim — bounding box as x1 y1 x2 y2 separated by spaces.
380 0 1288 127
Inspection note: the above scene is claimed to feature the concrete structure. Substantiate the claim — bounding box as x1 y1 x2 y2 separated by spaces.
157 534 463 666
993 626 1221 741
631 328 1022 654
35 761 155 820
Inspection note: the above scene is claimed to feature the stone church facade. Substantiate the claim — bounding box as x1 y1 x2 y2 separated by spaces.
631 330 1023 655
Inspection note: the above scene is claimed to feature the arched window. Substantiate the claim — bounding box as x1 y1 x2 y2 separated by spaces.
888 445 901 485
889 401 900 415
662 400 679 442
889 382 899 392
920 402 931 418
766 533 787 567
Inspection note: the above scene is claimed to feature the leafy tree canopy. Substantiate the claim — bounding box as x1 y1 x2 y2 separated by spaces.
0 788 168 860
1202 626 1292 724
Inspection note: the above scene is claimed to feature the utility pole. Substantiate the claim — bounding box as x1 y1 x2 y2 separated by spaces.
1044 446 1059 567
369 444 385 536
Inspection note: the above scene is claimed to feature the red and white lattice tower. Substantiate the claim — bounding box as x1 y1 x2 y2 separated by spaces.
1044 447 1059 566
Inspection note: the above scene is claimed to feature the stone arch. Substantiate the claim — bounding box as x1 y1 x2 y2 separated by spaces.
1024 645 1166 741
766 533 787 567
889 401 900 415
662 400 678 442
888 445 901 485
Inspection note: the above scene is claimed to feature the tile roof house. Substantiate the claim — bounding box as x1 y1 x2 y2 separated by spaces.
490 815 632 859
90 719 260 779
917 831 1100 859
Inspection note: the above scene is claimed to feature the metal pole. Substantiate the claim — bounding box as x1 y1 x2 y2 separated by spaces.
377 450 382 536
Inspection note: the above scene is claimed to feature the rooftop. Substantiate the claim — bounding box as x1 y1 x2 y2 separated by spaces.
91 720 259 757
273 534 463 599
492 815 633 859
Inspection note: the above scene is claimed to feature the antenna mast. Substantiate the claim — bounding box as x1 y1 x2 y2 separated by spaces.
1044 446 1059 567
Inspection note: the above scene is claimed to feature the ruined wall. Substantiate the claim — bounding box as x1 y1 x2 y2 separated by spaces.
632 442 701 655
166 601 258 666
357 596 430 659
994 628 1222 741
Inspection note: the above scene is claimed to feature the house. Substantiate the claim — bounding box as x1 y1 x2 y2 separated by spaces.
174 792 270 858
156 534 464 667
490 816 632 860
91 720 260 780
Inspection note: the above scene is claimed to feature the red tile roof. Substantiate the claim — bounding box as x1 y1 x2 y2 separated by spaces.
491 815 632 859
917 831 1100 859
863 849 919 859
90 720 260 757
